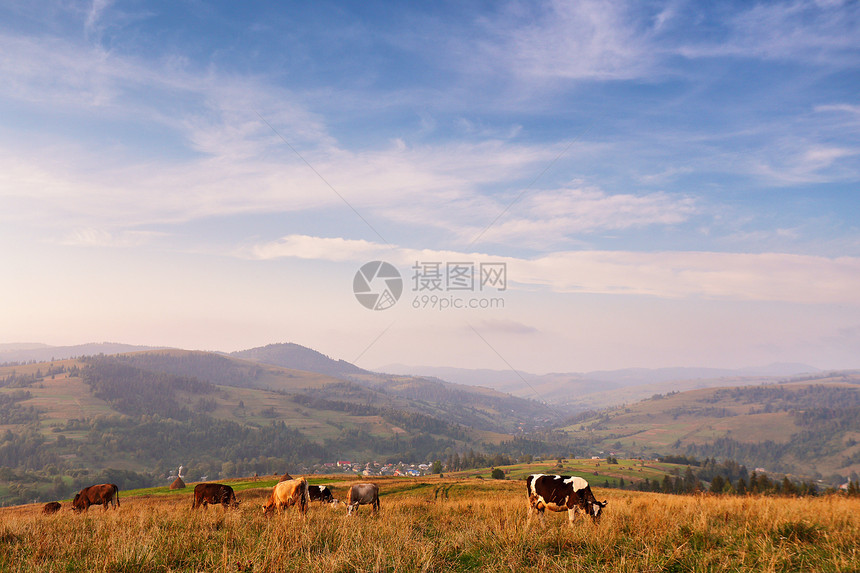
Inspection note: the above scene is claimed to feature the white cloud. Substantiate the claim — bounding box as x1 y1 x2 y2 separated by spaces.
478 0 657 81
450 187 698 247
517 250 860 304
748 139 860 184
245 235 393 262
814 103 860 116
243 234 860 305
85 0 114 39
678 0 859 64
61 228 166 248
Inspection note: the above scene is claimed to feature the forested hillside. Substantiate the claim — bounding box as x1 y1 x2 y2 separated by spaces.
559 374 860 480
1 349 857 507
0 352 550 505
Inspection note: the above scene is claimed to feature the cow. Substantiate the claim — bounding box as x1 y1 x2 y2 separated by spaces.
262 477 308 516
278 472 293 482
72 484 120 512
191 483 239 510
42 501 62 515
308 485 338 504
346 483 379 515
526 474 607 526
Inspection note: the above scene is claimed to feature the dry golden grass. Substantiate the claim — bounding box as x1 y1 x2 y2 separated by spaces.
0 478 857 572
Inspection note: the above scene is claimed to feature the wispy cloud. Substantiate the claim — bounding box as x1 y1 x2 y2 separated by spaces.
61 227 166 248
242 234 860 305
464 187 698 246
814 103 860 116
245 235 393 262
85 0 113 39
481 0 658 81
518 250 860 304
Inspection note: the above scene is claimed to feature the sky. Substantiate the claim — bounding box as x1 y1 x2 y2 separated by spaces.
1 0 859 374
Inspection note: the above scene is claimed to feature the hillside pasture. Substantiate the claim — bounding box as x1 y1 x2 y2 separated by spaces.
1 476 857 572
559 377 860 477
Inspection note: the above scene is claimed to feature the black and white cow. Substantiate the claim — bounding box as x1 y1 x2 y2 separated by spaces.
308 485 337 504
526 474 607 526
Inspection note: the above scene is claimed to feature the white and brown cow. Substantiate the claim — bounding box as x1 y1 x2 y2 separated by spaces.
526 474 607 526
346 483 379 515
262 477 309 516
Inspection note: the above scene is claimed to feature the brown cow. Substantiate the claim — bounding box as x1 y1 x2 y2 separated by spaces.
42 501 62 515
191 483 239 509
278 472 293 482
346 483 379 515
526 474 607 526
262 477 308 516
72 484 120 512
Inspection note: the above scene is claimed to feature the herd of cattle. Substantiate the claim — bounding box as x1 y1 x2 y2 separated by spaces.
42 473 607 525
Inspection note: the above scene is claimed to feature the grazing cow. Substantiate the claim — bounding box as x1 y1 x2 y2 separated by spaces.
346 483 379 515
526 474 607 526
262 477 308 516
72 484 120 512
308 485 337 504
191 483 239 510
42 501 62 515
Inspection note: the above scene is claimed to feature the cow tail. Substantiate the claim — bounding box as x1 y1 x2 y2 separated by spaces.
114 484 120 508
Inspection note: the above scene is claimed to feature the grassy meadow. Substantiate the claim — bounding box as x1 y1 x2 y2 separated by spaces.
0 475 858 572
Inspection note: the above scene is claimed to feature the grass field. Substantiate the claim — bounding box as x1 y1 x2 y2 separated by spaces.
1 475 857 572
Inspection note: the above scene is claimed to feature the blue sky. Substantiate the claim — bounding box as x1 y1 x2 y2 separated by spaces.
1 0 858 373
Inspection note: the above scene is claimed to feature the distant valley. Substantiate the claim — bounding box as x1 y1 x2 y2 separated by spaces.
379 362 823 410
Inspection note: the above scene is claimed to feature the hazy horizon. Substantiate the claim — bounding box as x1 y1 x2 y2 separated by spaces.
2 1 859 373
0 339 841 378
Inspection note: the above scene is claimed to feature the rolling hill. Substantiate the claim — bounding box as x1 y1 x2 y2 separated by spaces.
230 342 369 379
1 340 857 506
557 371 860 480
0 347 557 505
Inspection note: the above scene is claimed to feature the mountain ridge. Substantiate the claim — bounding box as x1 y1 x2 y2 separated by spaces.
0 342 163 364
231 342 369 379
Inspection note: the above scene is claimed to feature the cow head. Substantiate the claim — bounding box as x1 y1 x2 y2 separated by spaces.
261 501 275 516
590 500 608 522
71 494 84 512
